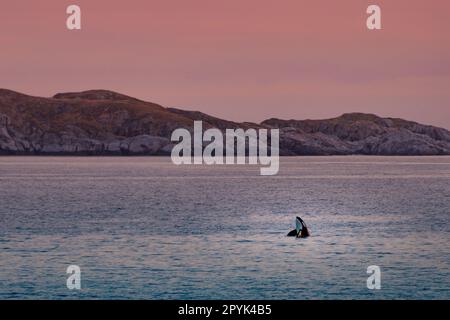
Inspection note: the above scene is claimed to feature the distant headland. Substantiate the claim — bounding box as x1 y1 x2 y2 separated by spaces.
0 88 449 156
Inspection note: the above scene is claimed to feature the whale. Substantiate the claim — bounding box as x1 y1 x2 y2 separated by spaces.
287 216 310 238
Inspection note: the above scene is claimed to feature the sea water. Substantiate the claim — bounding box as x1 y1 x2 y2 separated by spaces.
0 156 449 299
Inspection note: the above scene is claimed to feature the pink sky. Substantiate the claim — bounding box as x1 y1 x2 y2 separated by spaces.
1 0 449 128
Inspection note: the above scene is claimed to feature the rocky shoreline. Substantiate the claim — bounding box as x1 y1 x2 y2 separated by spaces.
1 89 449 156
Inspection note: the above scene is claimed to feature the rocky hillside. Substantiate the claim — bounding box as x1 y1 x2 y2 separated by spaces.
0 89 449 155
263 113 450 155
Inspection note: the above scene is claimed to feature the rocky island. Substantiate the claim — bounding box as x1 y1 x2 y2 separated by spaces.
0 88 449 155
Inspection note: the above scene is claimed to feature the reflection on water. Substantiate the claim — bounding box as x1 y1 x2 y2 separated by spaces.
0 156 449 299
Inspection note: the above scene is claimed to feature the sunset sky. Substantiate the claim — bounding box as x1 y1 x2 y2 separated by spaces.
1 0 449 128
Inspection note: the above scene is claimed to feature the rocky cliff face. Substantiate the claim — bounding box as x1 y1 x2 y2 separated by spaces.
263 113 450 155
0 89 188 155
0 89 449 155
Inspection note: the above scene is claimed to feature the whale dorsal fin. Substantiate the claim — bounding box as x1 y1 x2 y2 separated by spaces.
295 217 303 234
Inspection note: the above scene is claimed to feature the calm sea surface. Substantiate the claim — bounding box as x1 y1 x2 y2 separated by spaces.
0 156 449 299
